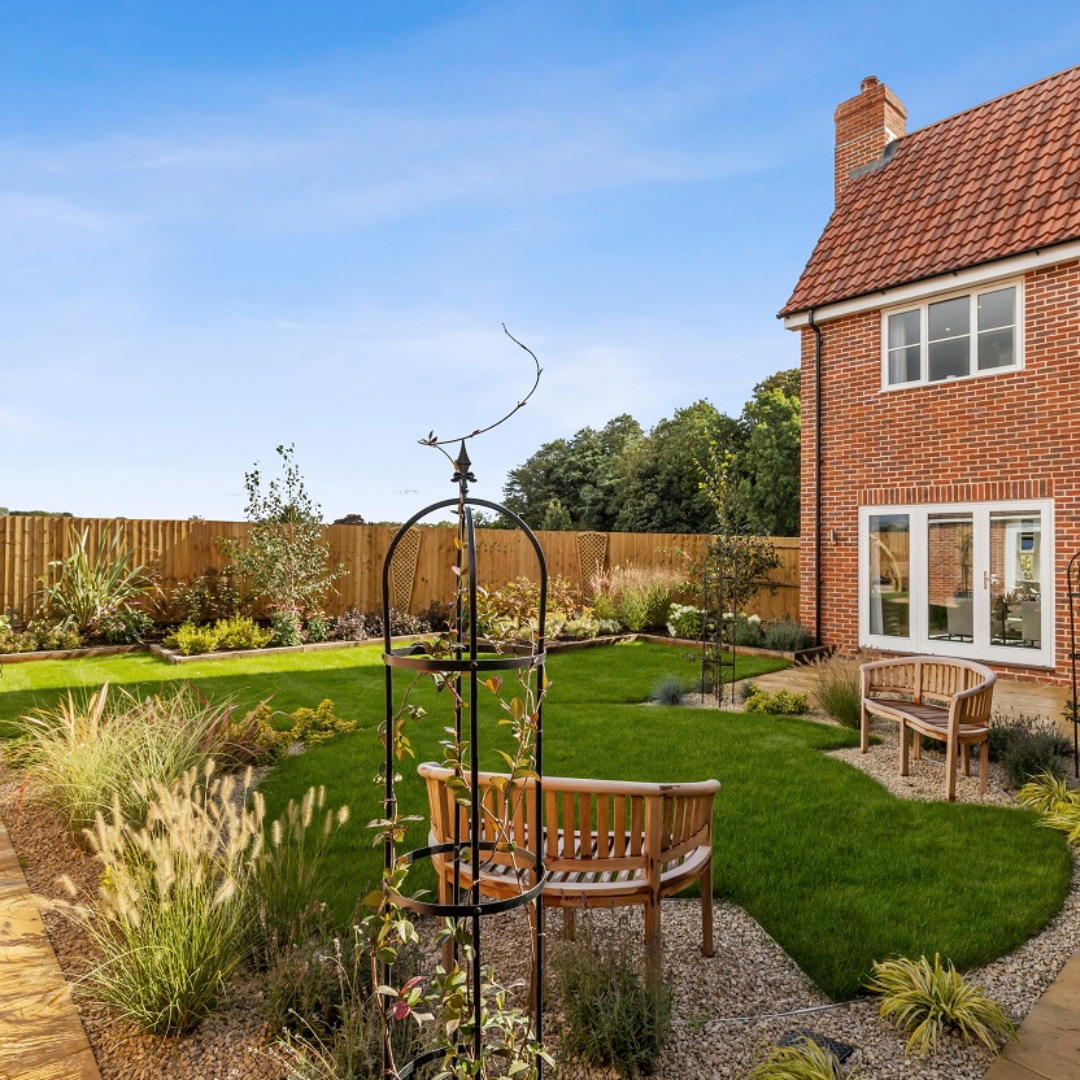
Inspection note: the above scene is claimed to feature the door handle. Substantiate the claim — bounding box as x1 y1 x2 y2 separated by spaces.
983 570 989 590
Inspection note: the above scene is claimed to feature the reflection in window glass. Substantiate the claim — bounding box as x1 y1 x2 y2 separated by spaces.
989 511 1042 650
927 514 973 643
869 514 910 637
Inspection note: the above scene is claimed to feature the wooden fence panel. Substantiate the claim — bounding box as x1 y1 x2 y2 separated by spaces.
0 516 801 623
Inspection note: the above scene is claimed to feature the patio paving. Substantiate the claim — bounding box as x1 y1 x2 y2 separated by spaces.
983 948 1080 1080
745 663 1072 729
0 817 100 1080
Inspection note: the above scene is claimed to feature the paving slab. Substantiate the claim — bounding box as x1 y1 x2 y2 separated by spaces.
0 818 101 1080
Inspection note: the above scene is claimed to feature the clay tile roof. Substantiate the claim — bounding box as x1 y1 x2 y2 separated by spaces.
779 65 1080 317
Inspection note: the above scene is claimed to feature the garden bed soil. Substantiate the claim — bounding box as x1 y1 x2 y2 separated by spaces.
0 643 148 665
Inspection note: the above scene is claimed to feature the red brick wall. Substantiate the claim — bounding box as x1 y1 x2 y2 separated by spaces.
799 257 1080 683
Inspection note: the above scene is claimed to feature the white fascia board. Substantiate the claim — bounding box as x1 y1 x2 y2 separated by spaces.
782 238 1080 329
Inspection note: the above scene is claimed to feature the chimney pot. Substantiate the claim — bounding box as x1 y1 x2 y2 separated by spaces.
834 77 907 203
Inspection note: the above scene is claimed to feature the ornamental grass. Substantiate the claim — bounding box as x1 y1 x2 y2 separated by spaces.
62 763 265 1035
867 954 1015 1057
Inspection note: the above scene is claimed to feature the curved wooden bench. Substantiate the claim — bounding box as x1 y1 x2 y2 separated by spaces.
418 763 720 977
860 656 996 801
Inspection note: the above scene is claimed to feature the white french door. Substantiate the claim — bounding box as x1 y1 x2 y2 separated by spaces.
859 500 1054 668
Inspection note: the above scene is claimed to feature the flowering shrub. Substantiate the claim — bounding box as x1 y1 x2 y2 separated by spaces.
667 604 703 639
88 604 153 644
271 608 303 646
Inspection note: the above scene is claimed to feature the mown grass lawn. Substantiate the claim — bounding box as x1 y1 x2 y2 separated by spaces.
0 641 1070 1000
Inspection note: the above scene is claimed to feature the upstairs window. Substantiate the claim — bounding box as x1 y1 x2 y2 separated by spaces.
884 283 1020 388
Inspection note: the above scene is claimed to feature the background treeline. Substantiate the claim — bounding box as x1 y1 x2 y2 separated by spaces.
501 368 800 536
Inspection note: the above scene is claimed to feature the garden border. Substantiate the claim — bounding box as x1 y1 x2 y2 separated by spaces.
637 634 832 665
0 643 148 665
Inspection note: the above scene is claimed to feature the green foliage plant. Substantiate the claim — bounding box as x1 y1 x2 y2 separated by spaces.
171 565 242 624
61 763 265 1035
762 617 813 652
867 954 1016 1057
166 616 273 655
1001 730 1066 789
305 612 332 643
746 1037 848 1080
88 604 153 644
0 619 82 654
812 652 865 729
36 525 156 635
215 615 274 650
744 688 810 716
7 684 224 834
556 930 672 1077
220 444 346 621
272 608 304 646
591 564 686 633
730 612 765 647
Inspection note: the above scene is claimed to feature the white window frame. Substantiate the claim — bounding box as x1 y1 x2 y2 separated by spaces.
858 499 1054 669
880 279 1025 390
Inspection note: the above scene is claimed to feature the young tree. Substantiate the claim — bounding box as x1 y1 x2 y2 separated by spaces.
220 445 346 621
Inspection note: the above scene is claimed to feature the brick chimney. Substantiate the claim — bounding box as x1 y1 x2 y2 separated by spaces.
834 75 907 202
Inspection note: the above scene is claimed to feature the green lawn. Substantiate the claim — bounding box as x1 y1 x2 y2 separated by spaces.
0 641 1070 1000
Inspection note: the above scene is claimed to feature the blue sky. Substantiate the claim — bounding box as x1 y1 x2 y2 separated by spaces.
5 2 1080 522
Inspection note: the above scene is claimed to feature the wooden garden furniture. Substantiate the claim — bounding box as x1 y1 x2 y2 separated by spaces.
860 656 997 801
418 763 720 980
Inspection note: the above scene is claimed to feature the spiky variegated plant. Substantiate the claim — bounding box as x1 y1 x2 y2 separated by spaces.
746 1037 850 1080
1017 771 1080 816
867 954 1015 1057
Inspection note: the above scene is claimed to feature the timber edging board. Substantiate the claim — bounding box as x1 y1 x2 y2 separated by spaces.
0 643 148 665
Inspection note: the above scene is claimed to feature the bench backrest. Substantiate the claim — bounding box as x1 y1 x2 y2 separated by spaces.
418 763 719 880
861 656 996 724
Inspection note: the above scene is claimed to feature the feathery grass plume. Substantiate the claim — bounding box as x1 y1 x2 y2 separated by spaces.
67 761 265 1034
746 1036 850 1079
7 683 238 834
867 954 1016 1057
253 785 351 966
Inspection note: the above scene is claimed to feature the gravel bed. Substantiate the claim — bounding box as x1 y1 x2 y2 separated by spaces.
829 719 1016 807
0 766 285 1080
5 720 1080 1080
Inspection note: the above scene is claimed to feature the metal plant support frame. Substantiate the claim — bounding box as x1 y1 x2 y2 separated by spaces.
1067 551 1080 778
699 545 739 707
381 445 548 1079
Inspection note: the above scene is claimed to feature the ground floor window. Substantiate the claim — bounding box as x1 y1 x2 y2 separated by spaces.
859 500 1053 667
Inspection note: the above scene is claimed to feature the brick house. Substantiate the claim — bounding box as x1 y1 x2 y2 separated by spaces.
780 67 1080 683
